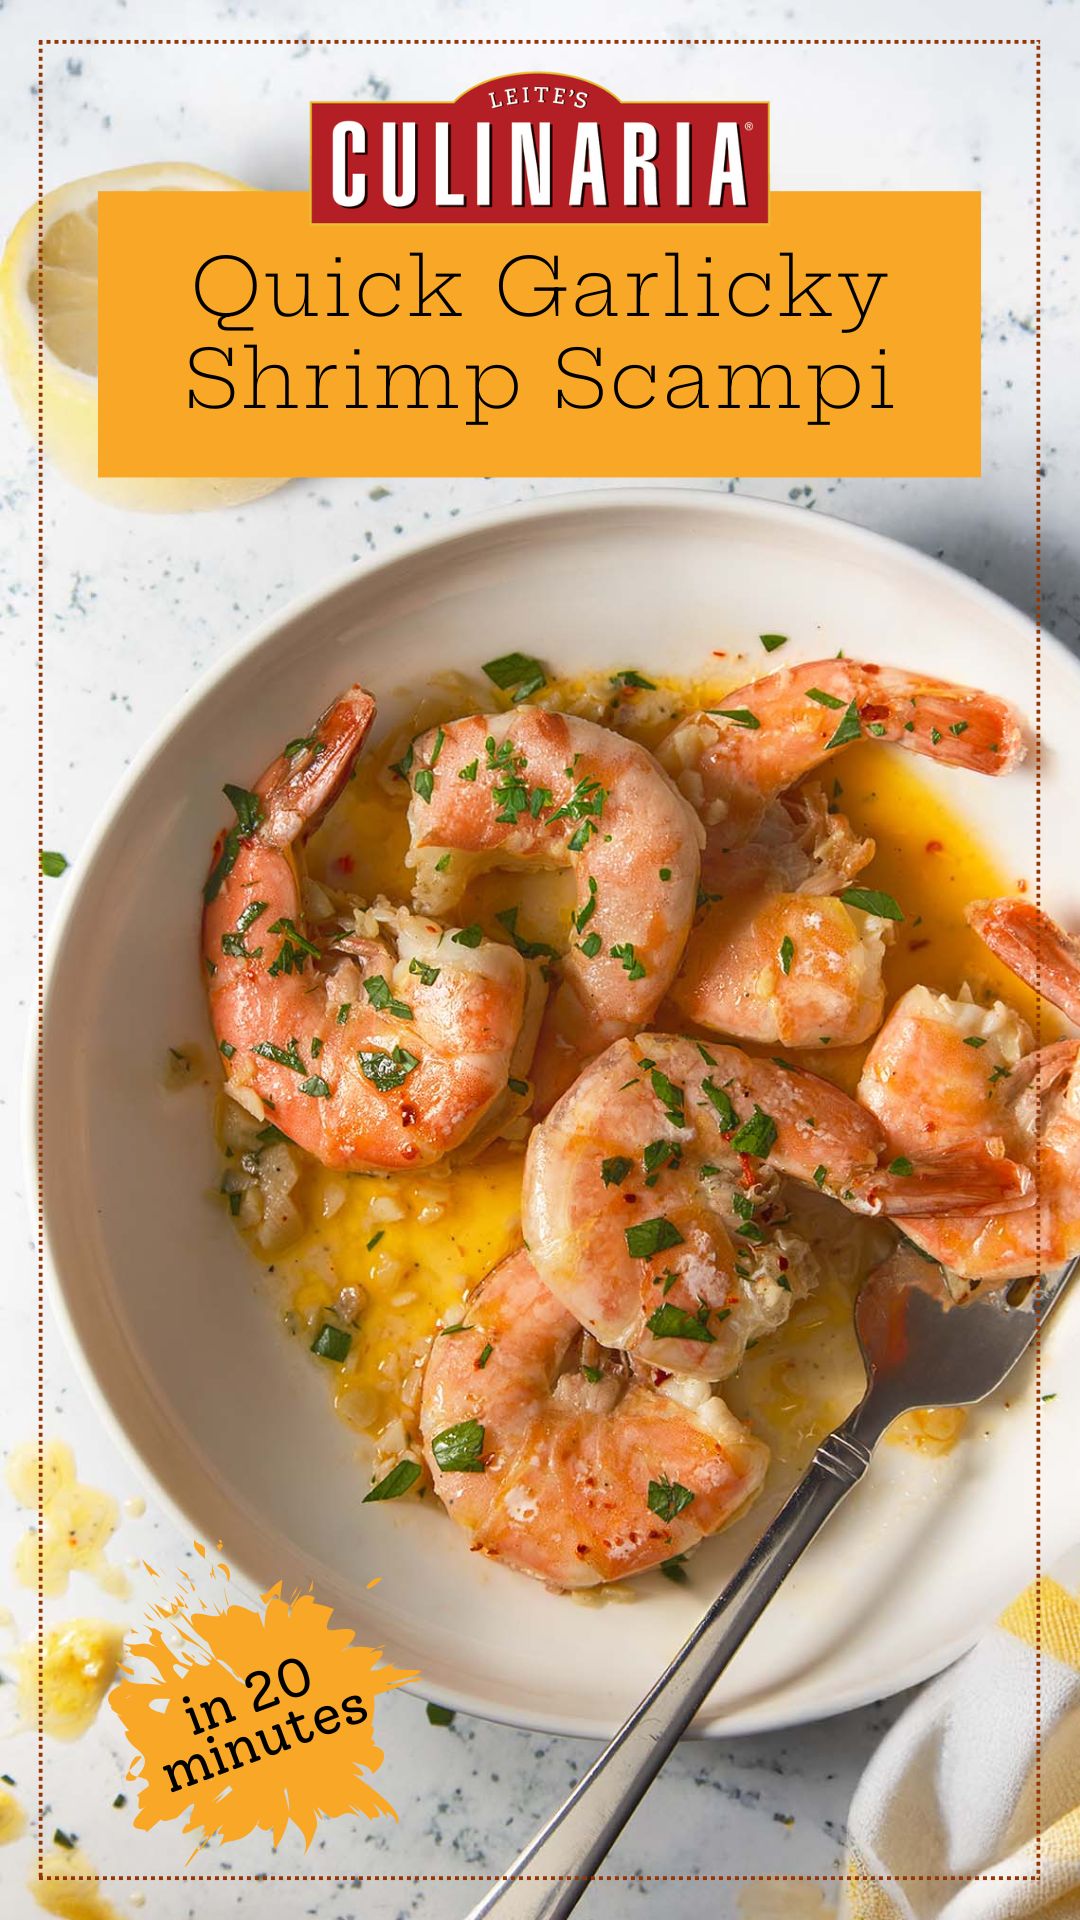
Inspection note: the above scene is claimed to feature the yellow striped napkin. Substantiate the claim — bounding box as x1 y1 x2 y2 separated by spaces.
843 1577 1080 1917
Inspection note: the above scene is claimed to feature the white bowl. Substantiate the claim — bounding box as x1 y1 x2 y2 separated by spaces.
39 489 1080 1739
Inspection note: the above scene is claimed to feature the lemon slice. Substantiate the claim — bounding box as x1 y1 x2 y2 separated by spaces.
0 161 287 511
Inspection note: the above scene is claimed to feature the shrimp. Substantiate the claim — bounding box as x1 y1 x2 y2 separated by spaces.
405 708 703 1106
859 898 1080 1281
419 1249 769 1589
706 782 874 899
661 661 1022 1050
659 658 1026 856
522 1035 1031 1380
670 892 892 1049
202 685 541 1172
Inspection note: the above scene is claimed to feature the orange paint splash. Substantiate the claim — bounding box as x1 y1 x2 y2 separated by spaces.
110 1578 416 1852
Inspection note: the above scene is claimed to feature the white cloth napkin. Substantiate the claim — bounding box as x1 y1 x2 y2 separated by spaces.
843 1577 1080 1918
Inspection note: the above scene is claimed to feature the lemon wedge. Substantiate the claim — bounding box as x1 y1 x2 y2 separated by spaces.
0 161 287 511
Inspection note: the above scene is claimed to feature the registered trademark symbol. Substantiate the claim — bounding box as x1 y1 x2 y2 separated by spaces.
744 121 754 131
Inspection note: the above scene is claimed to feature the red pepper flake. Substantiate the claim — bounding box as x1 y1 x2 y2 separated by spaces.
1018 878 1028 893
863 663 881 675
653 1368 671 1383
778 1255 789 1271
925 839 944 854
860 702 889 722
400 1142 418 1161
400 1103 417 1127
909 937 931 951
738 1155 757 1183
335 853 355 875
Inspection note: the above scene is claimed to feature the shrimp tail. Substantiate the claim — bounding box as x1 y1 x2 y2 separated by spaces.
879 683 1025 776
256 685 377 849
861 1142 1034 1217
968 898 1080 1026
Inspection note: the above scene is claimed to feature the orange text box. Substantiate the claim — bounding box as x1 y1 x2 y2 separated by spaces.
98 190 980 478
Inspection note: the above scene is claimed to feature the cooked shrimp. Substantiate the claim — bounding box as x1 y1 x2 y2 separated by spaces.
671 893 892 1049
659 659 1025 853
522 1035 1030 1380
419 1249 769 1589
706 783 875 899
202 686 540 1172
405 708 703 1106
860 898 1080 1281
967 899 1080 1026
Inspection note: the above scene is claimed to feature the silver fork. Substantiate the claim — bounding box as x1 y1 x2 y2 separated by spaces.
463 1246 1077 1920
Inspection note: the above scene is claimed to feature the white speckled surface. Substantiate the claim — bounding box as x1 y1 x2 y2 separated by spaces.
2 0 1077 1912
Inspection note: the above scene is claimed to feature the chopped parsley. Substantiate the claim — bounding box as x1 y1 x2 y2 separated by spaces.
426 1702 456 1726
508 1077 530 1096
482 651 547 702
578 931 602 958
357 1045 420 1091
268 916 322 977
602 1156 633 1187
702 1077 738 1131
221 898 268 959
409 958 441 986
337 1002 351 1024
839 886 904 922
963 1035 987 1048
495 905 558 961
203 785 263 904
825 700 862 749
643 1139 682 1186
574 877 598 934
711 707 760 729
299 1074 331 1098
413 768 435 804
452 924 484 948
363 1459 421 1502
431 1419 486 1473
888 1156 914 1176
459 759 479 782
730 1105 778 1158
813 1164 828 1188
477 1343 494 1370
254 1037 306 1073
219 1039 235 1059
611 941 646 981
650 1067 685 1128
364 975 413 1020
778 934 795 976
806 686 846 709
311 1324 351 1361
647 1475 695 1522
626 1216 685 1259
284 733 323 760
759 633 788 653
611 668 657 689
41 849 69 877
660 1553 689 1583
646 1303 715 1344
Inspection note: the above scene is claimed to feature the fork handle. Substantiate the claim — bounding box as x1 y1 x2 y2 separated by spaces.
462 1423 873 1920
